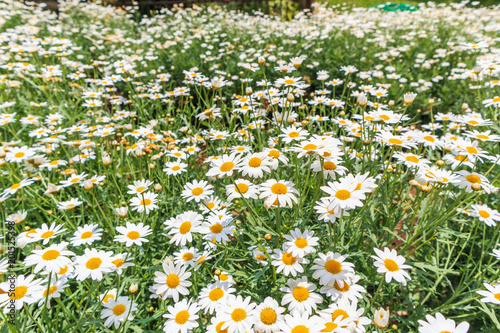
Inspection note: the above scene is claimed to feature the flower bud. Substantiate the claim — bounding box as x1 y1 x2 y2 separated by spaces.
403 92 417 105
128 283 138 294
154 184 162 192
246 87 253 95
116 207 128 218
373 308 390 329
102 155 111 166
83 180 93 190
258 56 265 65
357 93 368 107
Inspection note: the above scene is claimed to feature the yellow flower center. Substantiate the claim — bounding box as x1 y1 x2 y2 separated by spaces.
260 308 277 325
423 135 435 142
220 162 235 172
191 187 204 196
166 274 180 288
14 152 25 158
127 231 140 240
282 252 296 265
210 224 223 234
86 257 102 270
269 150 280 158
140 199 152 206
335 190 351 201
81 231 93 239
323 161 336 170
288 131 300 138
248 157 262 168
112 259 124 267
42 250 60 261
294 238 308 249
231 308 247 322
10 183 21 190
235 183 249 194
406 156 419 163
465 174 481 184
175 310 190 324
271 183 288 195
208 288 224 301
113 304 127 316
291 325 309 333
321 322 339 332
332 309 349 321
388 138 403 145
136 186 146 192
303 144 317 151
172 166 181 171
103 294 115 303
293 286 310 302
10 286 28 300
41 231 55 239
179 221 192 234
333 280 350 292
182 253 194 261
478 210 490 218
215 322 228 333
325 259 342 274
384 259 399 271
43 286 58 297
466 146 478 154
494 293 500 301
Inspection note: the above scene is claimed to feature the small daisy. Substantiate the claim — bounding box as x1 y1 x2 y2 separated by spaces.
283 228 319 257
57 198 83 210
272 245 310 277
101 296 137 329
74 248 115 281
153 262 192 302
0 275 43 313
130 191 159 214
126 179 153 195
114 222 152 247
167 211 203 246
321 179 365 212
218 295 257 333
470 204 500 227
477 283 500 305
163 299 201 333
418 313 469 333
226 179 259 202
35 279 69 308
281 276 323 315
312 252 355 287
111 253 135 275
251 297 285 333
24 241 74 273
259 179 299 208
239 152 272 178
277 312 325 333
163 161 188 176
70 224 102 246
198 281 235 314
371 247 412 286
32 223 67 245
206 153 242 178
182 180 214 202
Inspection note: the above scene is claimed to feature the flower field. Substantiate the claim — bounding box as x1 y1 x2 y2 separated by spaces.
0 0 499 332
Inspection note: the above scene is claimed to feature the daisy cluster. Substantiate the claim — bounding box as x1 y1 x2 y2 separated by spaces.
0 0 499 332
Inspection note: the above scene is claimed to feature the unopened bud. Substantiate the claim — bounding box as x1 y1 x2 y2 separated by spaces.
129 283 138 294
258 56 265 65
436 160 445 166
154 184 162 192
471 183 482 191
102 155 111 166
264 233 272 241
83 180 93 190
246 87 253 95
